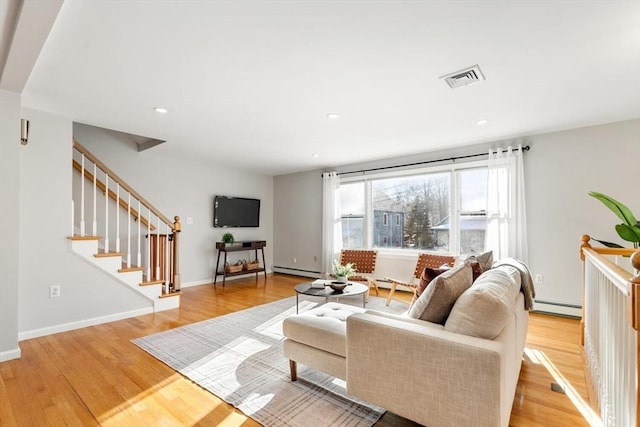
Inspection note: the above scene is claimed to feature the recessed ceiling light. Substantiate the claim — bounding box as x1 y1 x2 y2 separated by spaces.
326 113 339 120
154 107 168 114
476 119 489 125
311 153 320 158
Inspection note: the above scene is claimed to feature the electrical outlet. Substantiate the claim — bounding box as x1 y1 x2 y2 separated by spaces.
535 274 544 285
49 285 61 298
293 257 297 264
186 217 194 225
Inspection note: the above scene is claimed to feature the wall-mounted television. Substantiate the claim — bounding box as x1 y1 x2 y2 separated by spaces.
213 196 260 228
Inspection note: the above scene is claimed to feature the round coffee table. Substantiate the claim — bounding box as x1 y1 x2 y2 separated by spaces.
294 281 368 313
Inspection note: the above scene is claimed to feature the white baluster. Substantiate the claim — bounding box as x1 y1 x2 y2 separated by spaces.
115 184 120 253
155 216 160 282
146 206 151 280
80 154 85 236
92 163 97 236
104 175 109 253
165 222 171 293
137 199 141 268
126 192 131 268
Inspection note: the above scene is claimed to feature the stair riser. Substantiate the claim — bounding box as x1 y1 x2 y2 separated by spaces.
70 239 178 312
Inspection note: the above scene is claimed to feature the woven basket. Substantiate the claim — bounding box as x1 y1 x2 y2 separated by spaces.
225 262 244 273
245 261 260 271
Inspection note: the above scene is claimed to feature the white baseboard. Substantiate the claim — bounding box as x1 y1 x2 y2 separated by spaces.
0 346 22 362
531 300 582 318
18 307 154 341
272 266 319 278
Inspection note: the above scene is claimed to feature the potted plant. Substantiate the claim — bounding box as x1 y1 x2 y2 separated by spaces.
589 191 640 248
221 232 235 245
333 260 356 283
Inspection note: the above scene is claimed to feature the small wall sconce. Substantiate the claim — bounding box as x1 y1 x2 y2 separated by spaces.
20 119 29 145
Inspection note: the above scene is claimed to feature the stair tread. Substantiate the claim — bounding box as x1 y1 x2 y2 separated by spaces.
69 235 102 241
119 264 145 273
140 279 165 286
94 251 124 258
159 290 181 299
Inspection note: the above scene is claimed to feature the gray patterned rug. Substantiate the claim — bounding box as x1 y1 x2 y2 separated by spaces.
132 295 408 427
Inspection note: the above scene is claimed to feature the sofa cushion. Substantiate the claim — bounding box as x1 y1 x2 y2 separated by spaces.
407 263 473 324
444 265 521 339
283 302 366 357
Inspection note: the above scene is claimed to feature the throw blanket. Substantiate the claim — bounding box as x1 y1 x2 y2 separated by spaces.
493 258 536 310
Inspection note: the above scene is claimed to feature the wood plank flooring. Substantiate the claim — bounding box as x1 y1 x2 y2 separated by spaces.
0 274 591 426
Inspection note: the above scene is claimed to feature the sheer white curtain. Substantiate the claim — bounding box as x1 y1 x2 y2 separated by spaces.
321 172 342 277
486 144 528 262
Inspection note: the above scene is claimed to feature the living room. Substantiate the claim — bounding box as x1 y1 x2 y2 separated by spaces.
1 1 639 426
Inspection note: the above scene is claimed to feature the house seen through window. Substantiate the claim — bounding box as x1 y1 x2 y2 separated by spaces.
339 165 488 254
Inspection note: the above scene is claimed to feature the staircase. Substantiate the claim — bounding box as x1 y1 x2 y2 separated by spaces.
70 141 181 312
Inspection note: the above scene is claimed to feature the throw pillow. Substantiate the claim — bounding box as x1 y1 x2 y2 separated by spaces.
454 250 493 272
463 255 484 281
444 265 520 339
411 266 448 305
407 263 473 324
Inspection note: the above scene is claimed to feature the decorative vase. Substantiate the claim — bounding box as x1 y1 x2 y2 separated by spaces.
335 275 348 283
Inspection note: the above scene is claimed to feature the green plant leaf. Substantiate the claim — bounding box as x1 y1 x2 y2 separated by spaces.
591 238 625 248
614 223 640 243
589 191 638 227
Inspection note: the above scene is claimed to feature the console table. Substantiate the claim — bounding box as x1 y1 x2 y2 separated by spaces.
214 240 267 287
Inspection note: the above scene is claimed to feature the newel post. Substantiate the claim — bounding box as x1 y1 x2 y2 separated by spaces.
579 235 592 346
172 216 182 292
629 250 640 332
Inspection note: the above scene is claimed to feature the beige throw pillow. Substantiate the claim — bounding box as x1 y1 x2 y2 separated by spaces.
407 263 473 324
444 265 520 339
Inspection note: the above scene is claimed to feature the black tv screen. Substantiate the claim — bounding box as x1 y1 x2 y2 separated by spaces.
214 196 260 228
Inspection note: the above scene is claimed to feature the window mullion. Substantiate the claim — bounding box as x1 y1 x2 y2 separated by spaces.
364 180 372 248
450 171 460 255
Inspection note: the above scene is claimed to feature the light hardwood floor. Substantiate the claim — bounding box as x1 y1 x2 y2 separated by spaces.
0 274 591 426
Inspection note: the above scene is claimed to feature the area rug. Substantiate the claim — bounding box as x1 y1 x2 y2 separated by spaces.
132 295 408 427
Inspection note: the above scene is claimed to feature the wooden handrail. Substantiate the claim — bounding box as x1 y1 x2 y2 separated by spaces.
580 234 636 260
73 140 173 228
72 160 156 231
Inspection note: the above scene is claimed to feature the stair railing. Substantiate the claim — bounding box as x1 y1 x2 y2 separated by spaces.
72 140 181 293
580 235 639 426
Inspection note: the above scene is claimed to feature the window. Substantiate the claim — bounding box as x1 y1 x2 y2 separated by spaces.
339 162 488 254
339 182 365 248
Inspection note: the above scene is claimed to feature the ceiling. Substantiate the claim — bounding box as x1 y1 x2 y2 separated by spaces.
2 1 639 176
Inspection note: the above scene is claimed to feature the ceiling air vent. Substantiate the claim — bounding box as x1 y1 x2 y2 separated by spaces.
440 65 485 89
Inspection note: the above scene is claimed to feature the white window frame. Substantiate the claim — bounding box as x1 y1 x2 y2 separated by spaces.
339 159 488 255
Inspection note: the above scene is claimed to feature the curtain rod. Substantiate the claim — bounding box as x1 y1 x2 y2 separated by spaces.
336 145 530 176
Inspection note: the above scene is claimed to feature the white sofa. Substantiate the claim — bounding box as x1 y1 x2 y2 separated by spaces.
283 260 532 427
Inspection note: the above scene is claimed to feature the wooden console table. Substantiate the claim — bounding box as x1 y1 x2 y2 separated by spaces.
214 240 267 287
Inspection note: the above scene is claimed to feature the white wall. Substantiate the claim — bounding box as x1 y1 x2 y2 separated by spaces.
526 119 640 309
273 119 640 314
18 108 152 336
73 124 274 285
274 170 323 275
0 90 22 361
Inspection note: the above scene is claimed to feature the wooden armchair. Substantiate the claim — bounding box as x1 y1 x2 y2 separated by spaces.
385 253 455 306
340 249 379 296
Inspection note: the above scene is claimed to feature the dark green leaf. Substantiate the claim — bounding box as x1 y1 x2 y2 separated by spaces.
615 223 640 243
589 191 638 227
591 238 625 248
